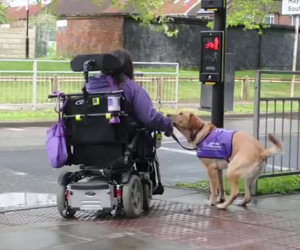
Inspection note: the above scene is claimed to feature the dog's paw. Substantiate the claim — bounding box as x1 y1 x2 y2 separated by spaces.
216 203 228 210
206 200 216 206
235 199 251 207
217 197 225 204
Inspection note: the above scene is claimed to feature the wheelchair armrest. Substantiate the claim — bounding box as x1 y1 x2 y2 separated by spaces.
127 128 142 151
127 121 144 129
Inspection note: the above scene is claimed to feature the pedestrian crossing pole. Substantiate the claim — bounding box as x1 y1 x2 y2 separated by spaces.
200 0 226 128
212 3 226 128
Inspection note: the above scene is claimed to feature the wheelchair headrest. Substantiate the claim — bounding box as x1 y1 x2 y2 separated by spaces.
70 54 123 73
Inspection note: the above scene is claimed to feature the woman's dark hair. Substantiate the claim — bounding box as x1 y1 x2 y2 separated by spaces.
109 49 134 86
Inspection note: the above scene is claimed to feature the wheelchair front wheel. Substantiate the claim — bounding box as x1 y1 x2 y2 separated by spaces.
56 184 76 219
143 183 152 211
122 175 143 218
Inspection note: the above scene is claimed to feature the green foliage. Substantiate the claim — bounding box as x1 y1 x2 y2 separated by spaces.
0 0 8 24
46 0 179 36
42 0 280 35
94 0 179 37
177 180 209 191
227 0 278 32
30 12 56 26
0 110 57 121
15 0 281 35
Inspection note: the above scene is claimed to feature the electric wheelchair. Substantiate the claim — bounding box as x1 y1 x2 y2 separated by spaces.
49 54 164 218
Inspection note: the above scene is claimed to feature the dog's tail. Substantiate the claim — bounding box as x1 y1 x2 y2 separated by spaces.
262 134 283 159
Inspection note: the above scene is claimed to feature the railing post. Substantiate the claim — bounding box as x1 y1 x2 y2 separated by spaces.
241 76 249 100
175 63 179 109
32 60 37 111
157 76 163 110
253 71 261 140
252 70 261 195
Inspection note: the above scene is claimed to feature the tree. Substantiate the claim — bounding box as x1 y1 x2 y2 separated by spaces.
227 0 279 31
0 0 8 24
42 0 279 34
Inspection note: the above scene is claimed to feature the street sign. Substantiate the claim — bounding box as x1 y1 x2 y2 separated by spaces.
199 31 224 83
282 0 300 15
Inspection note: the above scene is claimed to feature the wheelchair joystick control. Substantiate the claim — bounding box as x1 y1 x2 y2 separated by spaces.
156 132 162 148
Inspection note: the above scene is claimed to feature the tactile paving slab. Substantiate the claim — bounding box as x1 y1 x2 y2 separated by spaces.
1 200 300 250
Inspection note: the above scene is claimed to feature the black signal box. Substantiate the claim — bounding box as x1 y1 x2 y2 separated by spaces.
201 0 224 10
199 31 224 83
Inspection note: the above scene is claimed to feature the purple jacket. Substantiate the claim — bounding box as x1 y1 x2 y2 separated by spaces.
197 128 235 161
86 74 173 134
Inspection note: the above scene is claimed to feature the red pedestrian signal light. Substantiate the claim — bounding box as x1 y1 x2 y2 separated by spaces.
205 37 219 51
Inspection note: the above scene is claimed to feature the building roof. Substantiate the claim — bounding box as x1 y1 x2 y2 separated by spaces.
54 0 130 17
6 5 44 20
54 0 203 18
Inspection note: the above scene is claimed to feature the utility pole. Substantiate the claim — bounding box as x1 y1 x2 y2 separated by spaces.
25 0 29 59
291 15 299 97
282 0 300 97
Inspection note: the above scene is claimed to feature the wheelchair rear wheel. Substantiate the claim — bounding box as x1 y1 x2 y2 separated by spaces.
56 184 76 219
122 175 143 218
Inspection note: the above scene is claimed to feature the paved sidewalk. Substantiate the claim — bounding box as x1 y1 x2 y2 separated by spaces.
1 187 300 250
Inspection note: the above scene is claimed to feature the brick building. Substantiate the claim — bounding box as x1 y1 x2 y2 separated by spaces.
54 0 202 57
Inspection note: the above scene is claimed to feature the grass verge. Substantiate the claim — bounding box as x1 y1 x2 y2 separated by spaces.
0 109 57 121
176 174 300 196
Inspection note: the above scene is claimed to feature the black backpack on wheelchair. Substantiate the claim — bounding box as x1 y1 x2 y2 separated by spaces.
49 54 164 218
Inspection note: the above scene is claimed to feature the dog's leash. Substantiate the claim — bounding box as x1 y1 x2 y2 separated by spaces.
171 134 197 151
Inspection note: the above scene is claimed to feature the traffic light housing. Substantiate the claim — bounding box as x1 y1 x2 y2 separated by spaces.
199 31 224 84
201 0 224 10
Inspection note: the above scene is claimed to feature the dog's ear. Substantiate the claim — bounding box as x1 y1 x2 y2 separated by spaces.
189 113 201 129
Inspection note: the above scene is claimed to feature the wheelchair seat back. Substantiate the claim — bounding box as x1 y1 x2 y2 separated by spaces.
63 91 129 168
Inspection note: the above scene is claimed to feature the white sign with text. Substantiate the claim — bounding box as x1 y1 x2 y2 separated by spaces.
282 0 300 15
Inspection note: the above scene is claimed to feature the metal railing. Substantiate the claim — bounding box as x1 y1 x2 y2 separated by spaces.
0 59 179 110
254 70 300 178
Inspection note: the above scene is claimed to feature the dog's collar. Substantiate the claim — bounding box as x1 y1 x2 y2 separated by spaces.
190 123 204 142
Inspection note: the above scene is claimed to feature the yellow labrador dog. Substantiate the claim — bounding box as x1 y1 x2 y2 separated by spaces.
168 112 283 209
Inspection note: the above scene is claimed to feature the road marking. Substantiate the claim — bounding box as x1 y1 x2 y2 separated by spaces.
14 171 28 176
159 147 196 155
6 128 25 132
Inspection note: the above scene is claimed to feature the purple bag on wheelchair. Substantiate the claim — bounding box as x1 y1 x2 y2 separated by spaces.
46 119 68 168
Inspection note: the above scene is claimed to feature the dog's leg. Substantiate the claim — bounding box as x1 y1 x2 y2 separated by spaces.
206 167 218 206
236 162 264 206
216 166 240 209
235 176 252 206
216 169 225 203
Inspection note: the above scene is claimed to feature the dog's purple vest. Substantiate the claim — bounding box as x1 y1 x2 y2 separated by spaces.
197 128 235 161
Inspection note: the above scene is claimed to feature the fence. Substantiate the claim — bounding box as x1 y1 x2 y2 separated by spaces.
0 59 179 110
254 70 300 179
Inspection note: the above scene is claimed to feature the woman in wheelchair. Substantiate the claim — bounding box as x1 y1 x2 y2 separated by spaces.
52 50 173 219
86 50 173 193
86 50 173 136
